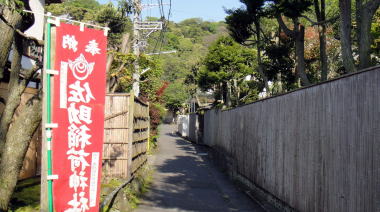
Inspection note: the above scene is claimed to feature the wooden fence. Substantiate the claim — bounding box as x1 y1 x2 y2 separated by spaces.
103 93 149 178
202 66 380 212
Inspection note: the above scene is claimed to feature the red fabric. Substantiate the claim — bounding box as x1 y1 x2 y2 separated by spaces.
52 22 107 212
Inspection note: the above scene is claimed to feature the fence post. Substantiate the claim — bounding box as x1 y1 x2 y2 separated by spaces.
127 92 134 178
147 102 150 152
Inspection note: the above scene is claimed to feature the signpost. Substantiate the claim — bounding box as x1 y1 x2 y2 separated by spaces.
45 21 107 211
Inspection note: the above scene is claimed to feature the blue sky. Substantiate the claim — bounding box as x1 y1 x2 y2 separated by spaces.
97 0 243 22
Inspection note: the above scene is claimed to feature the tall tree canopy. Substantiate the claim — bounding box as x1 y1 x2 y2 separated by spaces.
197 36 261 107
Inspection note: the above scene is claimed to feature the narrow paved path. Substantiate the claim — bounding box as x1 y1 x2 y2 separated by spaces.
135 124 265 212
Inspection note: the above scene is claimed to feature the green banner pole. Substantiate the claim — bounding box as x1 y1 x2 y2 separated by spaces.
45 20 54 212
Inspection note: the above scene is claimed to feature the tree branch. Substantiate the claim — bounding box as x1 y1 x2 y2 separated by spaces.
0 14 44 46
276 15 295 37
364 0 380 16
301 15 339 26
259 28 272 42
16 29 44 45
21 64 41 80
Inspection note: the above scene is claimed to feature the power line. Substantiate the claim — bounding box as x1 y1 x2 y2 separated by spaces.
133 0 167 96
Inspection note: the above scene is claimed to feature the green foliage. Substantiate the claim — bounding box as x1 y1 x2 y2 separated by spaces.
0 0 24 10
177 18 218 42
96 4 132 47
108 51 135 91
139 56 164 100
199 36 255 88
45 0 100 21
149 103 166 136
46 1 131 48
371 10 380 59
270 0 313 18
142 18 227 113
264 40 298 91
198 36 261 106
163 82 189 112
225 8 254 43
109 52 162 95
8 178 40 211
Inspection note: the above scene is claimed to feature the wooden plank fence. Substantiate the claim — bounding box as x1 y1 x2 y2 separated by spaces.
131 97 150 174
202 66 380 212
102 93 149 178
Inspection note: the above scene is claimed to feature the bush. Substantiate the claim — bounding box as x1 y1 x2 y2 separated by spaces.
149 103 166 136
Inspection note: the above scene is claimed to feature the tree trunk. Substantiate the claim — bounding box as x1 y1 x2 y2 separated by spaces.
106 33 130 93
276 15 310 86
226 81 232 107
319 24 328 80
0 35 23 159
0 5 23 80
339 0 356 72
294 21 311 86
105 53 114 93
314 0 329 81
221 82 227 106
232 78 239 106
0 34 38 160
356 0 380 70
254 21 270 94
0 93 42 211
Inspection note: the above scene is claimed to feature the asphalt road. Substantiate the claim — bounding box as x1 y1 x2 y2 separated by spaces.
134 124 266 212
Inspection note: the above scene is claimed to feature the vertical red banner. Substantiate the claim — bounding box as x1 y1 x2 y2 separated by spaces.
52 23 107 211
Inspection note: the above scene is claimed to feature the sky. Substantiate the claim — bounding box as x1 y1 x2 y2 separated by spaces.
97 0 244 23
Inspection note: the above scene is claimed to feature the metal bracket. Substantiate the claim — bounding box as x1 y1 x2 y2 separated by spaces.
47 17 60 27
46 69 59 75
135 21 163 30
80 23 85 32
104 28 110 36
47 175 59 180
45 123 58 128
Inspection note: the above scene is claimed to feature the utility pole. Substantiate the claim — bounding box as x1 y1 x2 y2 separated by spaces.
132 0 163 96
132 0 141 97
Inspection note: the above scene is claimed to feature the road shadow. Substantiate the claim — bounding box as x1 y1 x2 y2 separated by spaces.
137 132 259 212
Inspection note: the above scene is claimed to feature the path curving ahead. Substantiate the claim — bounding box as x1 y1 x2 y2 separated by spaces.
134 124 265 212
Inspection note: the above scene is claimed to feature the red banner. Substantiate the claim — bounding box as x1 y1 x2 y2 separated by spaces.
52 23 107 211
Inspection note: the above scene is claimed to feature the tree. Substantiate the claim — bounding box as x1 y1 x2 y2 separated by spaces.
143 19 227 114
264 37 298 91
198 36 260 107
371 10 380 59
226 0 271 94
338 0 380 72
45 0 100 21
227 0 314 86
0 1 43 210
339 0 356 72
355 0 380 69
0 1 31 80
271 0 314 86
163 82 188 113
314 0 329 80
